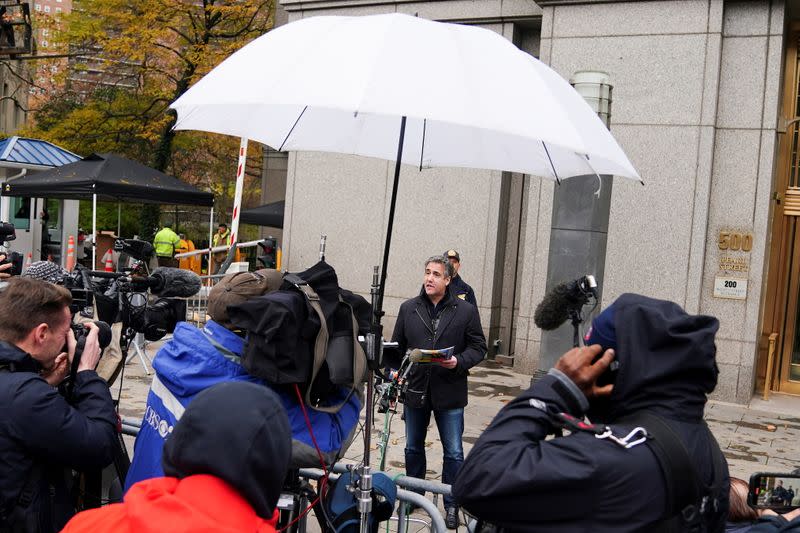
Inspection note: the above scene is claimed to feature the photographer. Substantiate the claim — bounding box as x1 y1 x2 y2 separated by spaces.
23 261 125 386
453 293 729 532
0 278 117 532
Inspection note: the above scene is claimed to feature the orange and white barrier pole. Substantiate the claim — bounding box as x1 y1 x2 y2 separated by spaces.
65 235 76 271
229 138 248 247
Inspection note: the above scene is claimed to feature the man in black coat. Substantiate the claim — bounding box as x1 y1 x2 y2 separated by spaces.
0 278 117 532
453 293 730 532
392 255 486 529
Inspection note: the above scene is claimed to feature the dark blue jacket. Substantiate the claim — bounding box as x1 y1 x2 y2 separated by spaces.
0 340 117 532
449 275 477 307
453 293 730 533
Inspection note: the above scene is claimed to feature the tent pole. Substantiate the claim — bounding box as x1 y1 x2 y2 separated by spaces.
208 207 214 282
117 202 121 237
92 193 97 269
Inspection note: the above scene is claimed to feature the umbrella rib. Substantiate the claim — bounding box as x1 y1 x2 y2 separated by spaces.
278 105 309 152
419 118 427 171
542 141 560 185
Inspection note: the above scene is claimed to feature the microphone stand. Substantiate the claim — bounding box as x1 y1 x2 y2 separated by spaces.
568 307 583 348
355 266 383 533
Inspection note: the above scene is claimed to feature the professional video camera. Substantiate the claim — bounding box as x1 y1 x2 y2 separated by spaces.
0 221 23 276
89 265 200 342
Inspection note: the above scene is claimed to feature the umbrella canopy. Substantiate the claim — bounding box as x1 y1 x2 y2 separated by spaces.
240 201 284 228
1 152 214 207
170 13 639 181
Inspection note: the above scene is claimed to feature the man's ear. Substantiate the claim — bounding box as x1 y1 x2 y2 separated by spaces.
445 277 451 286
31 323 49 346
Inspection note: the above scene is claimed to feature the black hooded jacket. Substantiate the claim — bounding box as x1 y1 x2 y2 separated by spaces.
0 340 117 532
453 294 730 532
161 381 292 519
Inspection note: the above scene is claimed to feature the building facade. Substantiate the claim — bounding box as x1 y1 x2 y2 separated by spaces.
273 0 797 404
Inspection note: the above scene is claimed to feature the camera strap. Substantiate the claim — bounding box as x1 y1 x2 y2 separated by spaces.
615 412 726 533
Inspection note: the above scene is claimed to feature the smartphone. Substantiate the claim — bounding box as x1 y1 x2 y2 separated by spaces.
748 472 800 511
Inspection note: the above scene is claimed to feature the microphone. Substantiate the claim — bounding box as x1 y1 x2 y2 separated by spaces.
148 267 201 298
409 348 424 363
534 275 598 331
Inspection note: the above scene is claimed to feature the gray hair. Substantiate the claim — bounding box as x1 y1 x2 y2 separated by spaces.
425 255 454 278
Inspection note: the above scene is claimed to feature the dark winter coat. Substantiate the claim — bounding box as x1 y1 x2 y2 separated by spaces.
391 287 486 410
449 275 477 307
453 293 730 533
0 340 117 532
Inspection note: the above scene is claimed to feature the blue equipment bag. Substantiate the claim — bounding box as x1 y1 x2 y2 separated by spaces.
324 470 397 532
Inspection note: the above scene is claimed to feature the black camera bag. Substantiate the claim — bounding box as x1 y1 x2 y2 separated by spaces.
228 261 369 413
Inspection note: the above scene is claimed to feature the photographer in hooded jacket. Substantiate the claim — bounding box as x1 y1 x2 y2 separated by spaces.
454 294 730 533
0 277 117 533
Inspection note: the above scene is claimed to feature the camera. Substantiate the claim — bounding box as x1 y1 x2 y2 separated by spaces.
0 221 23 276
62 320 112 400
121 291 186 342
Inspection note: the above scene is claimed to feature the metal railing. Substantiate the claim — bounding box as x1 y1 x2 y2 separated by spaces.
185 273 226 327
120 418 450 532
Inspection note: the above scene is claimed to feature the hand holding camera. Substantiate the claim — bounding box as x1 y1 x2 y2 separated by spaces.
70 321 104 372
554 344 615 400
0 253 12 279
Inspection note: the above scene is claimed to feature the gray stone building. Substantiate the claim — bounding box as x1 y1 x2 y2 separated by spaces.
269 0 799 405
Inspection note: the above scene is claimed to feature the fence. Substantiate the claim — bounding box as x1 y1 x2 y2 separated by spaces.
120 418 451 533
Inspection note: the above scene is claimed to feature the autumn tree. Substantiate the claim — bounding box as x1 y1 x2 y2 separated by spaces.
22 0 272 241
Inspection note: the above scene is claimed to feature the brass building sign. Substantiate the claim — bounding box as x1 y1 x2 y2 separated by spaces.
714 229 752 300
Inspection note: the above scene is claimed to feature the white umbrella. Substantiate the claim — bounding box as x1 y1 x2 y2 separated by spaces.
172 13 638 181
170 13 640 310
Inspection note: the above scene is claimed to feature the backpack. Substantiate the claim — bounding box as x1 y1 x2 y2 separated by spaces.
228 261 369 413
323 470 397 533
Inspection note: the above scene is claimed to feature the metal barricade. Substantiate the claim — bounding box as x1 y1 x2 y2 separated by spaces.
120 418 450 532
185 273 226 327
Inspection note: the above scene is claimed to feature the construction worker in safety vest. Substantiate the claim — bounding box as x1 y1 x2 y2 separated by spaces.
153 225 181 268
211 223 230 275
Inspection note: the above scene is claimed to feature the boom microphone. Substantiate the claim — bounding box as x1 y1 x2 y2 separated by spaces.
148 267 201 298
534 275 598 331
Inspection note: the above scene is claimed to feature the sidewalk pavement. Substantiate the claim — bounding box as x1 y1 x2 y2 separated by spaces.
118 350 800 490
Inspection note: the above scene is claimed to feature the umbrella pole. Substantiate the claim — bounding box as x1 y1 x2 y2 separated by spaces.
376 115 407 315
117 202 121 237
357 115 407 533
92 193 97 269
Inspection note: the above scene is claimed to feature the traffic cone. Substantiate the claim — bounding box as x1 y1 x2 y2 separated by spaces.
103 250 114 272
65 235 76 271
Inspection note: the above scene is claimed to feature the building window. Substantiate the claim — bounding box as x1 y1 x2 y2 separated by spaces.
44 5 50 12
35 3 41 10
42 29 48 36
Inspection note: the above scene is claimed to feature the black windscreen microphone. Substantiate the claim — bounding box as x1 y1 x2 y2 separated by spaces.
148 267 202 298
534 275 597 331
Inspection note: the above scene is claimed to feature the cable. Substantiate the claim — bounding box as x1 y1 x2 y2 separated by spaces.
279 384 336 533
